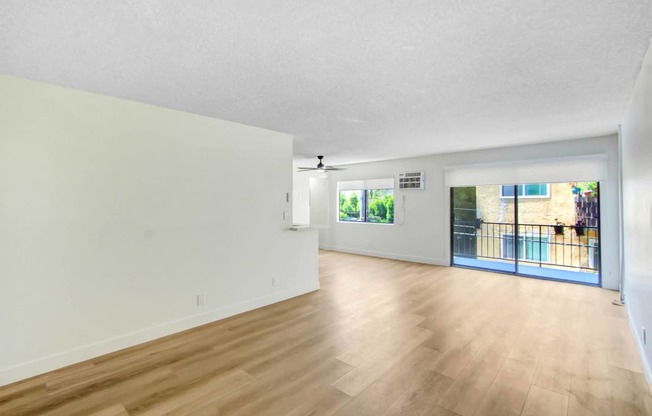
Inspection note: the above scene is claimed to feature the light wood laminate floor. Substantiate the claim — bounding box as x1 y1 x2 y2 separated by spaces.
1 250 651 415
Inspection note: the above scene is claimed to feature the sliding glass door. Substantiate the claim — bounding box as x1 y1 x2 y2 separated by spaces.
451 182 600 285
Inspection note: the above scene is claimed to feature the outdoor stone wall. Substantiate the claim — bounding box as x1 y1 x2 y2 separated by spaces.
476 183 575 226
575 196 599 227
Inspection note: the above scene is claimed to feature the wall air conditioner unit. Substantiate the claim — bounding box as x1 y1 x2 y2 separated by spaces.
398 171 425 190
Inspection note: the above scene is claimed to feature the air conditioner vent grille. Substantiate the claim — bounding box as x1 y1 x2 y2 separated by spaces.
398 171 425 190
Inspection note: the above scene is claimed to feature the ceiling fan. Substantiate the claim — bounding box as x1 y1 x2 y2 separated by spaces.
297 155 346 173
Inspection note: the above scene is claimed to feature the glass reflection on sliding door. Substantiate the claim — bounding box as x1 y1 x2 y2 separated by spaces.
451 185 516 273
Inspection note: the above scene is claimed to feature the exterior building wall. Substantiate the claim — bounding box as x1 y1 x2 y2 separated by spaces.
476 183 575 225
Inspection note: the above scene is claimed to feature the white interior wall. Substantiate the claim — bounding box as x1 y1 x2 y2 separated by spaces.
0 75 319 386
292 163 311 225
317 156 444 264
621 41 652 382
309 176 330 226
317 135 620 290
444 154 608 187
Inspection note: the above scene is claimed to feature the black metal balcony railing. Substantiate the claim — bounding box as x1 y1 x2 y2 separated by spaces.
453 221 599 272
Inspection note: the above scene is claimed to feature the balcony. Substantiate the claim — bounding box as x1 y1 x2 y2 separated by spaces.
452 220 599 285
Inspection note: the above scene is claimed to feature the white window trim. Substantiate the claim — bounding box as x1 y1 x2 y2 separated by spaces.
499 184 550 199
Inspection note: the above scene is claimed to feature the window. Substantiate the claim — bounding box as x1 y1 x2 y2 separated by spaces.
338 179 394 224
588 238 599 269
500 184 549 198
339 190 365 222
502 234 549 262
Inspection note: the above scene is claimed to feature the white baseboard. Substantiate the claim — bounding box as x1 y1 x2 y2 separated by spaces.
0 281 319 387
319 245 449 266
626 301 652 385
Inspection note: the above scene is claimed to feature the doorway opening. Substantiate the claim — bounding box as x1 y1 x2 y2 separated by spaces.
451 182 600 285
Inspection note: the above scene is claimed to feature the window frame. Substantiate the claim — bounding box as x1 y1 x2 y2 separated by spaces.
500 184 550 199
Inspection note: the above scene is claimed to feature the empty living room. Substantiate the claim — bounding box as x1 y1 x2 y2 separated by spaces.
1 2 652 415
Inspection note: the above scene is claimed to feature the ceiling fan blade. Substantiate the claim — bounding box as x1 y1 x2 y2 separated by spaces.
296 156 347 172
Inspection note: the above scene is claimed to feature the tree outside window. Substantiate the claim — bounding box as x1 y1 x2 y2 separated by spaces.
339 189 394 224
339 190 364 221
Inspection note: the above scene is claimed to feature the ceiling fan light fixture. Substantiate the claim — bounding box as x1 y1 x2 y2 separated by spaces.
297 155 346 173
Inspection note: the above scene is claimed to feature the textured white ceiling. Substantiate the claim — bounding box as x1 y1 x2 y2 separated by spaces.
1 1 651 165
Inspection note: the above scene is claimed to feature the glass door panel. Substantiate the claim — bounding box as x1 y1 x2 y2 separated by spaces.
516 181 600 284
451 185 516 273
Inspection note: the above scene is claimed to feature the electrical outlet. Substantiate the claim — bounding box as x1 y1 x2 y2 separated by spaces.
197 295 205 306
644 327 647 345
